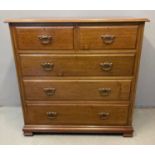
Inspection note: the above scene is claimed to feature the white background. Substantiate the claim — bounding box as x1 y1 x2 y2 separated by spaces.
0 0 155 151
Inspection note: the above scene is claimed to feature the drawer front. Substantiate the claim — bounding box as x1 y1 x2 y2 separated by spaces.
26 104 128 125
23 80 131 100
79 26 138 49
20 54 135 76
14 27 74 50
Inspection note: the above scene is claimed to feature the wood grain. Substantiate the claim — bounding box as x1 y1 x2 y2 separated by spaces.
26 104 129 125
79 26 138 49
14 26 74 50
23 79 131 101
20 54 135 76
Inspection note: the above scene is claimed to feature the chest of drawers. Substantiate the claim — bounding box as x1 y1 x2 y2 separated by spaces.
6 18 149 137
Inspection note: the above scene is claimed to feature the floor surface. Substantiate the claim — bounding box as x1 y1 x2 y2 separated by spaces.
0 106 155 144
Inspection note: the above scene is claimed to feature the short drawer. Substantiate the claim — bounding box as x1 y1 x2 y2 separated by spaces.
23 79 131 101
20 54 135 76
79 26 138 49
26 104 129 125
14 26 74 50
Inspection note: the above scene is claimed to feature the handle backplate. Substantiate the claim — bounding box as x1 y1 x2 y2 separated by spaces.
44 88 56 96
41 62 54 71
46 112 57 119
98 112 110 120
100 62 113 72
101 35 115 44
38 35 52 44
98 88 111 96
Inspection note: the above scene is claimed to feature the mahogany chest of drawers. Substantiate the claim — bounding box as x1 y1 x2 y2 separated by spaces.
6 18 149 137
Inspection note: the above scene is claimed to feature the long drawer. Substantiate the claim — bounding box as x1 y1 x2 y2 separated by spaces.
14 26 74 50
79 26 138 49
26 104 129 125
20 54 135 76
23 79 131 101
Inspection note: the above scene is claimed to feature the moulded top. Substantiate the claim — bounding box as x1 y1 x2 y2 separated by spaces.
4 17 150 23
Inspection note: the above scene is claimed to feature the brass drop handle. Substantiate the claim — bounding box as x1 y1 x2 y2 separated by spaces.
98 112 110 120
100 62 113 72
101 35 115 44
41 62 54 71
38 35 52 44
46 112 57 120
43 88 56 96
98 88 111 96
